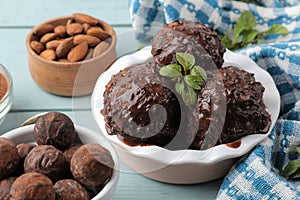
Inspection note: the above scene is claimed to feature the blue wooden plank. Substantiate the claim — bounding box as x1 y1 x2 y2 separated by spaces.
0 0 131 26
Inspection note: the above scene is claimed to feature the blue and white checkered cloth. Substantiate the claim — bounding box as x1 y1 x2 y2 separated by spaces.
129 0 300 199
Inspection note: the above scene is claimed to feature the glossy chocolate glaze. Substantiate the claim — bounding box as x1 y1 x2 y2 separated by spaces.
151 20 226 70
103 61 181 147
190 66 271 150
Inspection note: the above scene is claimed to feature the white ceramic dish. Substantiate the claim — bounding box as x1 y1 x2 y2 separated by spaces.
0 63 13 126
2 124 120 200
91 46 280 184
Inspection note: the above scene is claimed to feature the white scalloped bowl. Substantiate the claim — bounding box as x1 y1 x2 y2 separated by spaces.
91 46 280 184
2 124 120 200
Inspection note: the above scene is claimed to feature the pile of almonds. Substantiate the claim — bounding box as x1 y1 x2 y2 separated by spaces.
30 13 112 62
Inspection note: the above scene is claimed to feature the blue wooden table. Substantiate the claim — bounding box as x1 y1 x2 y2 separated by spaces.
0 1 222 199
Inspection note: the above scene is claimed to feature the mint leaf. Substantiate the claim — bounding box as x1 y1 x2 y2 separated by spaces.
292 168 300 179
242 29 259 45
265 24 288 35
184 75 204 90
220 34 235 49
175 81 185 95
238 10 256 30
283 160 300 177
159 64 182 78
290 147 300 155
190 66 207 82
176 53 195 73
182 85 197 107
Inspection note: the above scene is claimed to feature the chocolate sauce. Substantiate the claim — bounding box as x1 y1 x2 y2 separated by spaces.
226 139 242 149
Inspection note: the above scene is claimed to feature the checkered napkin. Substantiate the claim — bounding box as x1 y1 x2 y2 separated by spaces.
129 0 300 199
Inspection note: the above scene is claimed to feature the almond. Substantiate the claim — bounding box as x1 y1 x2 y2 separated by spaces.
40 49 56 61
87 27 111 40
93 41 109 57
30 41 45 54
46 40 62 50
74 34 100 47
58 58 69 63
66 23 83 36
54 25 66 37
56 37 74 58
73 13 99 25
40 33 57 44
67 42 88 62
82 23 91 33
33 23 54 37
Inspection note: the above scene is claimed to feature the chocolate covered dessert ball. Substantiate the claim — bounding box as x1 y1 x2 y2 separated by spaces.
9 172 55 200
63 145 81 164
24 145 68 182
103 61 181 147
17 143 37 160
0 176 17 200
189 66 271 150
151 20 226 69
33 112 76 150
0 137 20 180
54 179 89 200
70 143 114 187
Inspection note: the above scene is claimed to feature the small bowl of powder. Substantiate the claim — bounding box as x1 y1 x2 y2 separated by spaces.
0 64 12 126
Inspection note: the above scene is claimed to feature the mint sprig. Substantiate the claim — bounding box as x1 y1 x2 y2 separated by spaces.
283 146 300 179
159 53 207 107
221 11 288 51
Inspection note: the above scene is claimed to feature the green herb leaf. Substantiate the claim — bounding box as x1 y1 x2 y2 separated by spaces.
290 146 300 155
233 10 256 37
175 81 185 95
220 34 235 49
184 75 205 90
159 64 182 78
182 85 197 107
190 66 207 82
283 160 300 177
176 53 195 73
242 29 259 46
265 24 289 35
292 168 300 179
221 10 288 51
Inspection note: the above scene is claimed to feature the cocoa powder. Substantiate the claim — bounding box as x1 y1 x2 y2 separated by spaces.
0 73 8 101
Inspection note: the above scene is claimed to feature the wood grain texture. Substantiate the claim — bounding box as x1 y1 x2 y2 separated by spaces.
0 0 131 27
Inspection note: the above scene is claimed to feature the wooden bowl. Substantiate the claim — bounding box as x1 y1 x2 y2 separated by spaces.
26 15 117 97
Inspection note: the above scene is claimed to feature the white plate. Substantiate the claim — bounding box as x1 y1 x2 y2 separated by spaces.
91 46 280 184
2 124 120 200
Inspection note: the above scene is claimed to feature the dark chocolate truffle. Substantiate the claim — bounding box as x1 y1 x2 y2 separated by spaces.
190 66 271 150
16 143 37 160
103 61 181 147
54 179 89 200
70 143 114 187
151 20 226 69
0 176 17 200
0 137 20 180
63 145 81 164
33 112 76 150
24 145 68 182
9 172 55 200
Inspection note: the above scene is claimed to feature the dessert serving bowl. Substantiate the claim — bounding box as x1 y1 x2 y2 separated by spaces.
26 13 117 97
2 124 120 200
91 46 280 184
0 64 13 126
